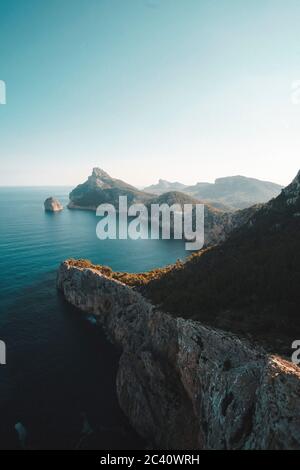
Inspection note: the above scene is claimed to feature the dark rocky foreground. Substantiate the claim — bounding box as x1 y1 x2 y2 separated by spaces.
57 260 300 450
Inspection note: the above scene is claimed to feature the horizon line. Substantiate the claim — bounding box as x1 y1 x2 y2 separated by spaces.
0 172 287 189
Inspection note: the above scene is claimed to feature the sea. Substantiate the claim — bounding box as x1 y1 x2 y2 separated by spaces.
0 187 188 449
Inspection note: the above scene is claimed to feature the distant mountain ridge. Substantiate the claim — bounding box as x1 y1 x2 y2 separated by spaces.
68 168 285 247
70 168 283 213
144 175 283 210
144 179 188 194
141 169 300 354
68 170 232 246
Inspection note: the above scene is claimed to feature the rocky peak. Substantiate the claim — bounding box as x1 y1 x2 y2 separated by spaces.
87 167 113 189
91 167 111 179
157 179 175 189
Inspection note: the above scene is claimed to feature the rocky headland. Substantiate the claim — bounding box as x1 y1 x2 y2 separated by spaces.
57 259 300 450
57 170 300 449
68 167 153 210
68 168 265 247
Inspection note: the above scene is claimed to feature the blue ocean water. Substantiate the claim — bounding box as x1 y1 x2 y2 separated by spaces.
0 187 188 449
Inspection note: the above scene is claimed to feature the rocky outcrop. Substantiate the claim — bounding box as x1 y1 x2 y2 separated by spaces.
57 260 300 450
44 197 63 212
68 167 153 210
281 170 300 209
258 169 300 216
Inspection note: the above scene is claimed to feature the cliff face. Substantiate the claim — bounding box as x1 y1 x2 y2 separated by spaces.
57 260 300 450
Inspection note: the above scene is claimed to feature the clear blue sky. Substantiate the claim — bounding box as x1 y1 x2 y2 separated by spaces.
0 0 299 186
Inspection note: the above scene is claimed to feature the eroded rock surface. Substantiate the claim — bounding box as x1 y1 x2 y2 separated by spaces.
57 260 300 450
44 197 63 212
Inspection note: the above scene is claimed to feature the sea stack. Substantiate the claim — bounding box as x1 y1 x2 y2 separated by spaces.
44 197 63 212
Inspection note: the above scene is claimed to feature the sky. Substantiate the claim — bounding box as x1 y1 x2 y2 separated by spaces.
0 0 300 187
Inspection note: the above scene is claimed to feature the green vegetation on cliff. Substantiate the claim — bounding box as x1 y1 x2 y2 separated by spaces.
69 172 300 354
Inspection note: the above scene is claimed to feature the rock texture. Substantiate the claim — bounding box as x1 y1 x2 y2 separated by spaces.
57 260 300 450
44 197 63 212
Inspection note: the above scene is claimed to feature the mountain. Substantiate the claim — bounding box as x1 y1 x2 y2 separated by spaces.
144 175 282 210
57 170 300 450
184 175 283 210
145 191 227 246
266 169 300 214
144 179 188 195
70 169 282 214
147 190 200 207
145 191 259 247
68 169 267 247
68 167 153 209
139 170 300 354
146 181 232 211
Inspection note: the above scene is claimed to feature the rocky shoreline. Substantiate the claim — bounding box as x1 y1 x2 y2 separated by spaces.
57 260 300 450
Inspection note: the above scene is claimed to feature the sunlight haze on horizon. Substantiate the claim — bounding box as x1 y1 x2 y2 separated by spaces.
0 0 300 187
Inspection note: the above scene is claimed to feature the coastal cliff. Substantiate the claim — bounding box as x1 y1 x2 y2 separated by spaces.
57 260 300 450
67 168 271 248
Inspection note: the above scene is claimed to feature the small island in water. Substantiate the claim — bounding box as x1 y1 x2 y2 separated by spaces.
44 197 63 212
